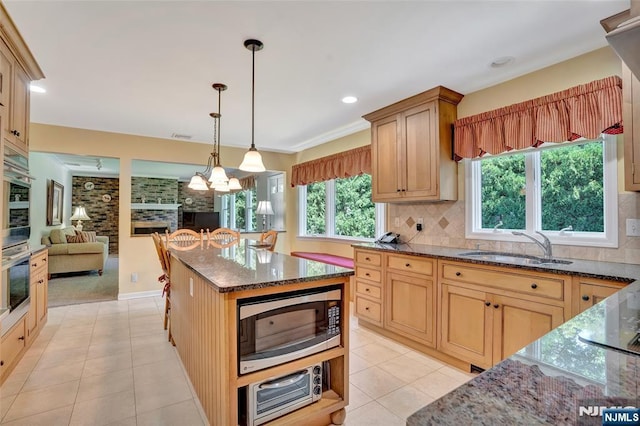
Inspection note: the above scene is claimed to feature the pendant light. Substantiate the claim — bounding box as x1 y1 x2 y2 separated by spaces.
239 39 266 172
228 176 242 191
209 83 230 185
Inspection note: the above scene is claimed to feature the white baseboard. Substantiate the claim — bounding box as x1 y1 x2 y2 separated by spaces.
118 289 162 300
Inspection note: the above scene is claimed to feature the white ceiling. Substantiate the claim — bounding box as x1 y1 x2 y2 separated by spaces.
5 0 628 156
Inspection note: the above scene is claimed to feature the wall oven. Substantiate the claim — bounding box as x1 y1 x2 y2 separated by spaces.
238 286 341 374
246 363 322 425
3 146 32 249
1 245 30 335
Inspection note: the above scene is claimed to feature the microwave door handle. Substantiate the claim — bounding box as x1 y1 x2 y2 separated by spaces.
239 288 342 319
258 371 307 389
4 165 35 181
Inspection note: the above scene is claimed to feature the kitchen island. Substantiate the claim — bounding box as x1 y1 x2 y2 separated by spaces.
169 239 353 426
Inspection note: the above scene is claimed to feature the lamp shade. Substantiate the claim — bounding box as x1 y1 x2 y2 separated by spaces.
239 148 266 172
70 206 91 221
209 165 229 184
188 174 209 190
256 200 274 215
228 177 242 190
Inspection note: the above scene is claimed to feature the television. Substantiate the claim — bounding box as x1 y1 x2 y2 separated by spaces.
182 211 220 232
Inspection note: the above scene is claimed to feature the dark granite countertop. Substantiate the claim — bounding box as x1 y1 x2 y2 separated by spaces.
408 280 640 425
352 242 640 283
170 239 353 293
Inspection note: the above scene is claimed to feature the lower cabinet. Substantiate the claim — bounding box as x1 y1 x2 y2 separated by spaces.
1 317 26 381
573 276 627 316
385 272 435 347
27 250 48 342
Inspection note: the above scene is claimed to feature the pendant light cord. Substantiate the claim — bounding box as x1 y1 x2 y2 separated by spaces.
251 44 256 150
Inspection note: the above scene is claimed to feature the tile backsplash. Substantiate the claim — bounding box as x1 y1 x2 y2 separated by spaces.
387 193 640 265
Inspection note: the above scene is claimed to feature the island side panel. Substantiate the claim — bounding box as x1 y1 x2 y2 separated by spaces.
171 258 232 425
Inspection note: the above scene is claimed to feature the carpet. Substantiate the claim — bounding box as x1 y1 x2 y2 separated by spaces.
47 255 119 307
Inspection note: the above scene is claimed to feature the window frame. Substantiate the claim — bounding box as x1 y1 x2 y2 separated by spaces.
298 175 385 242
220 188 256 232
465 135 618 248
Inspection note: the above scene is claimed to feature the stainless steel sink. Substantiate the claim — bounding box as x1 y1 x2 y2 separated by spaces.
457 251 572 265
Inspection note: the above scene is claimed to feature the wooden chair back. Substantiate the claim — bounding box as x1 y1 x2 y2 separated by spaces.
259 230 278 251
165 228 204 251
206 227 241 248
151 232 170 275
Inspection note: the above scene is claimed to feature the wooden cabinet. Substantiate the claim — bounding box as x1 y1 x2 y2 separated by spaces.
572 276 627 316
623 62 640 191
0 40 31 154
385 254 436 347
438 260 567 370
27 250 48 342
0 316 26 381
363 86 463 202
354 249 383 327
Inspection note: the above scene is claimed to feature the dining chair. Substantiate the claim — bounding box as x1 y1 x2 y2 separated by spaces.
259 230 278 251
207 227 241 248
151 232 173 344
165 228 204 251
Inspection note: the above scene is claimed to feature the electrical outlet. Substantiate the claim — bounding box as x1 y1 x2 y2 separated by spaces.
627 218 640 237
131 273 138 283
189 277 194 297
394 217 400 227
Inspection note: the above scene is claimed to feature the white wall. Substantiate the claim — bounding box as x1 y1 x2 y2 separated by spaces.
29 152 72 247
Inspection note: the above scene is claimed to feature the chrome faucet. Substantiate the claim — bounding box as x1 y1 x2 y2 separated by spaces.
512 231 553 260
493 220 503 232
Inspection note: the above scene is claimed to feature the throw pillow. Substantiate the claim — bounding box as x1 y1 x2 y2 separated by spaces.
75 230 97 243
49 229 67 244
66 234 84 243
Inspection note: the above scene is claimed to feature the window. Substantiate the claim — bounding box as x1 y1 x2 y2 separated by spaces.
220 189 256 232
299 174 384 240
466 136 617 247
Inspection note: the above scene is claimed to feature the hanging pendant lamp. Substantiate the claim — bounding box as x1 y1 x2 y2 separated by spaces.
209 83 230 186
239 39 266 172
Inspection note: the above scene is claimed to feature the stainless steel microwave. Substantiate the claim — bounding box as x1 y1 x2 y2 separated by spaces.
238 286 341 374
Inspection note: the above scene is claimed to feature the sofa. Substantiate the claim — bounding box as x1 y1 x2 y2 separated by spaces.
41 227 109 277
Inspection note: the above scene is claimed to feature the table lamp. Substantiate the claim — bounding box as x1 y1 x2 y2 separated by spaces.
255 201 274 231
70 206 91 231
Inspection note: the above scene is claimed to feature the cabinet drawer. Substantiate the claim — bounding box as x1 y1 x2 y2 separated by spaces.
30 251 48 272
356 267 381 283
441 262 564 300
355 251 381 267
356 281 382 300
387 255 434 276
355 296 382 324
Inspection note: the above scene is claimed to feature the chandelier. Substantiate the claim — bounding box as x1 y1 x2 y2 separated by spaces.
239 39 266 172
188 83 230 191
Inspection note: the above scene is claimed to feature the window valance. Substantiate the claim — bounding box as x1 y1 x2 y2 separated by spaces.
453 76 623 160
291 145 371 187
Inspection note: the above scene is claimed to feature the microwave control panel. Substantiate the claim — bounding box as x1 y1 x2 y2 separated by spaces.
327 302 340 337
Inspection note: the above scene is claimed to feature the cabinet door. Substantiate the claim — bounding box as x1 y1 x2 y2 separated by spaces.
10 62 30 151
439 283 492 369
385 272 435 347
402 101 438 200
0 41 12 108
1 318 25 380
492 295 564 362
371 114 402 202
623 63 640 190
27 283 37 337
578 283 621 314
37 271 47 324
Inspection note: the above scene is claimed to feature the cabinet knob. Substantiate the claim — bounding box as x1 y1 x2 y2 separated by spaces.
397 189 401 192
455 272 461 276
365 288 370 292
405 263 411 267
530 283 538 289
485 301 491 307
31 263 37 267
401 189 406 192
0 360 3 366
365 257 370 261
16 131 20 137
365 307 370 311
493 304 499 309
18 336 25 341
365 273 370 277
582 295 590 301
38 279 44 284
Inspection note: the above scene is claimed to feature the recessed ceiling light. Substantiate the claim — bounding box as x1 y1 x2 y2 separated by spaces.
30 84 46 93
490 56 515 68
342 96 358 104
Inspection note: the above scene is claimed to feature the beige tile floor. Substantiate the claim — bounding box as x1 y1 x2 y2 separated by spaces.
0 298 475 425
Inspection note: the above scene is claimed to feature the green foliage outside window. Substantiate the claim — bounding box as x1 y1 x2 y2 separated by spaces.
235 191 246 230
306 182 326 234
480 153 526 230
335 175 375 238
541 142 604 232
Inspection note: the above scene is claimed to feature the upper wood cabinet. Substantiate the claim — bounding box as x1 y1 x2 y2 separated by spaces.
623 63 640 191
363 86 463 202
0 4 45 155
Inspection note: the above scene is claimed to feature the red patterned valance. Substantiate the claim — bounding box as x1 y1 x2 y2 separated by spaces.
291 145 371 187
453 76 623 160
